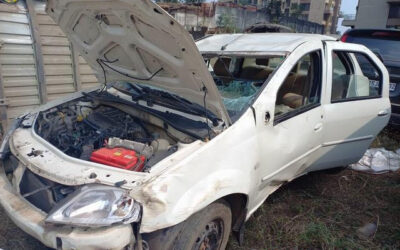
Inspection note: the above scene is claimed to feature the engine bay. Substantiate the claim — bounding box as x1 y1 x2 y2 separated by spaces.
34 97 189 172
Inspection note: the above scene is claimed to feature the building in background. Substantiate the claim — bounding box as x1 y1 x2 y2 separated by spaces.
283 0 341 34
211 0 342 34
159 2 325 36
343 0 400 29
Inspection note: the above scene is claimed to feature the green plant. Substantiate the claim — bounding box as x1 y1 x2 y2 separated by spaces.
290 3 302 19
265 0 283 23
216 13 237 33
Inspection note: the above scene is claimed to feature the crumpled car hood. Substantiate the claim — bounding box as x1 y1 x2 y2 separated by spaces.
46 0 231 125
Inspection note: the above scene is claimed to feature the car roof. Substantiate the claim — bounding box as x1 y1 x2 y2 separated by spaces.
196 33 336 54
345 29 400 34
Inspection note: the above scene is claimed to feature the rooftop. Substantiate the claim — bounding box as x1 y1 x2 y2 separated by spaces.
196 33 336 54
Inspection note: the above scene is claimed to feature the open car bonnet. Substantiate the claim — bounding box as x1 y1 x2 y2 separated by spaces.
46 0 230 124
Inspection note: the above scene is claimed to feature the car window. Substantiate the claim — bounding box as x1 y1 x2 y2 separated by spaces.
205 55 285 120
274 51 322 124
346 35 400 63
331 51 382 102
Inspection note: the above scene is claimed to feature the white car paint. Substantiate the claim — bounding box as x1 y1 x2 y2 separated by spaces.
0 0 391 249
45 0 231 125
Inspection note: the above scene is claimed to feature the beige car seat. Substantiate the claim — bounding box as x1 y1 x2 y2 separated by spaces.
213 58 233 84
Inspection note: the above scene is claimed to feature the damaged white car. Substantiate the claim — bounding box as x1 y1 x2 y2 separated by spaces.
0 0 391 249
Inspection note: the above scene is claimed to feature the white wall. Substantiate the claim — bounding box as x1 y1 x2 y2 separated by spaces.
355 0 389 29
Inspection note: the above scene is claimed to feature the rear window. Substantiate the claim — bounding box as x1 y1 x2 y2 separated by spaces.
346 33 400 62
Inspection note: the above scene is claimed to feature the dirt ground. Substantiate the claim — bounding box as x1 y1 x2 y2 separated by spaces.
0 127 399 250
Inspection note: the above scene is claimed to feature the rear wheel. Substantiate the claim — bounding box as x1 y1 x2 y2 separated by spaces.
143 201 232 250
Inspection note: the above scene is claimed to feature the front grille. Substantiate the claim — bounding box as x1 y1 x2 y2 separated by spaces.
19 169 76 213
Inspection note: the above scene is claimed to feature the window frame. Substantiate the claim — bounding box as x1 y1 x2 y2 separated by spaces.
203 53 287 122
274 50 323 126
330 50 384 104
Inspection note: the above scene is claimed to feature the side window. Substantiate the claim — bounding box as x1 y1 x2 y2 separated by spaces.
331 51 382 102
274 51 322 123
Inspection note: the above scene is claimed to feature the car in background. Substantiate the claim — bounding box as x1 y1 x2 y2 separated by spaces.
341 29 400 126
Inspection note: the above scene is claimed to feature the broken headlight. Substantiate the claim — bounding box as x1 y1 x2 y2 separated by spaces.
45 185 141 227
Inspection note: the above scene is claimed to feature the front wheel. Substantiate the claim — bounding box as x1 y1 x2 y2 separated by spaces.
143 201 232 250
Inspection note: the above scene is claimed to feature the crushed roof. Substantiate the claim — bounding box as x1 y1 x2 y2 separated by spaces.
196 33 336 54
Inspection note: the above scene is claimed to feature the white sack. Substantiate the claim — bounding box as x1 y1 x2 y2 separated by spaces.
350 148 400 174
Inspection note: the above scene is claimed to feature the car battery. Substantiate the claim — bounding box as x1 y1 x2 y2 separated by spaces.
90 147 146 172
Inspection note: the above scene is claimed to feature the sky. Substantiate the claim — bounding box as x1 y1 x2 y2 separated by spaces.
337 0 358 34
340 0 358 15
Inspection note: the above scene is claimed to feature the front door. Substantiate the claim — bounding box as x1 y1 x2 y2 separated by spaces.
251 41 325 208
308 41 391 171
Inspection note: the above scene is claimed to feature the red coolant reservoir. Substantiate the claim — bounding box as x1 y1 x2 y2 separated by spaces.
90 147 146 172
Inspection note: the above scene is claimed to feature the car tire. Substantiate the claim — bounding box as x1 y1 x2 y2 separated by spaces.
142 200 232 250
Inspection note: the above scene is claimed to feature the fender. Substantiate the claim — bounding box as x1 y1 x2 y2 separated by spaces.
134 110 259 233
137 168 252 233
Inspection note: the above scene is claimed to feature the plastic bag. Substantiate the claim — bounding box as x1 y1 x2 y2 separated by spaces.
350 148 400 174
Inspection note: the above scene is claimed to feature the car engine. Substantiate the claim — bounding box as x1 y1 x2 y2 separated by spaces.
35 99 178 172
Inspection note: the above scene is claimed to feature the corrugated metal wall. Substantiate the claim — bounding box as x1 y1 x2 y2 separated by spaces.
0 0 100 130
79 55 99 90
35 2 77 101
0 2 40 126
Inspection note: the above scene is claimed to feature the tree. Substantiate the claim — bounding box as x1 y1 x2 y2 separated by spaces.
290 3 302 19
238 0 251 6
154 0 179 3
216 13 237 33
266 0 283 24
183 0 205 4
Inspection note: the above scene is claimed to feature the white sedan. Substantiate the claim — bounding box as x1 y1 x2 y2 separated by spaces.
0 0 391 249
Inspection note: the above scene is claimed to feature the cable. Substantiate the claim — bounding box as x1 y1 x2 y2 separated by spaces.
97 58 163 81
96 59 108 95
202 86 211 140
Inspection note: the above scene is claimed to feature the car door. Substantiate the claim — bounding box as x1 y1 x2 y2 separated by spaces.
308 41 391 172
250 41 326 207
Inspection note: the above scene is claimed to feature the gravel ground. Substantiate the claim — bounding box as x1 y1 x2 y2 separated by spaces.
0 127 398 249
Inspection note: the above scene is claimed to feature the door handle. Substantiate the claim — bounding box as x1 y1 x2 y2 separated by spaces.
378 110 389 117
314 123 323 132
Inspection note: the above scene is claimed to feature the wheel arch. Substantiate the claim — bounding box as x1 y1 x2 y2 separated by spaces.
220 193 248 231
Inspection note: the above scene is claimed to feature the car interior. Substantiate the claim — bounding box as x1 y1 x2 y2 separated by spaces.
332 51 380 102
206 55 284 119
274 51 321 119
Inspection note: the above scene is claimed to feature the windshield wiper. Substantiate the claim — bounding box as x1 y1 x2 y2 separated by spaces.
127 83 218 120
111 82 220 125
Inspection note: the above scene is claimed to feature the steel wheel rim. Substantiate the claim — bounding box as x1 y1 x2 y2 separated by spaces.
193 218 224 250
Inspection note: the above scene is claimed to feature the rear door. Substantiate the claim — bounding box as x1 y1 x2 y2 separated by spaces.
309 41 391 171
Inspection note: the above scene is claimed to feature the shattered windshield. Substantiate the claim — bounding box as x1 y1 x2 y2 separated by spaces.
205 55 285 119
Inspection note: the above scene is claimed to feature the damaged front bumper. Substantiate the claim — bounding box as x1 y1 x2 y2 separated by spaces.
0 166 135 250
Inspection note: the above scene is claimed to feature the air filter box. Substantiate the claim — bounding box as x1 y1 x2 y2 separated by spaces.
90 147 145 172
